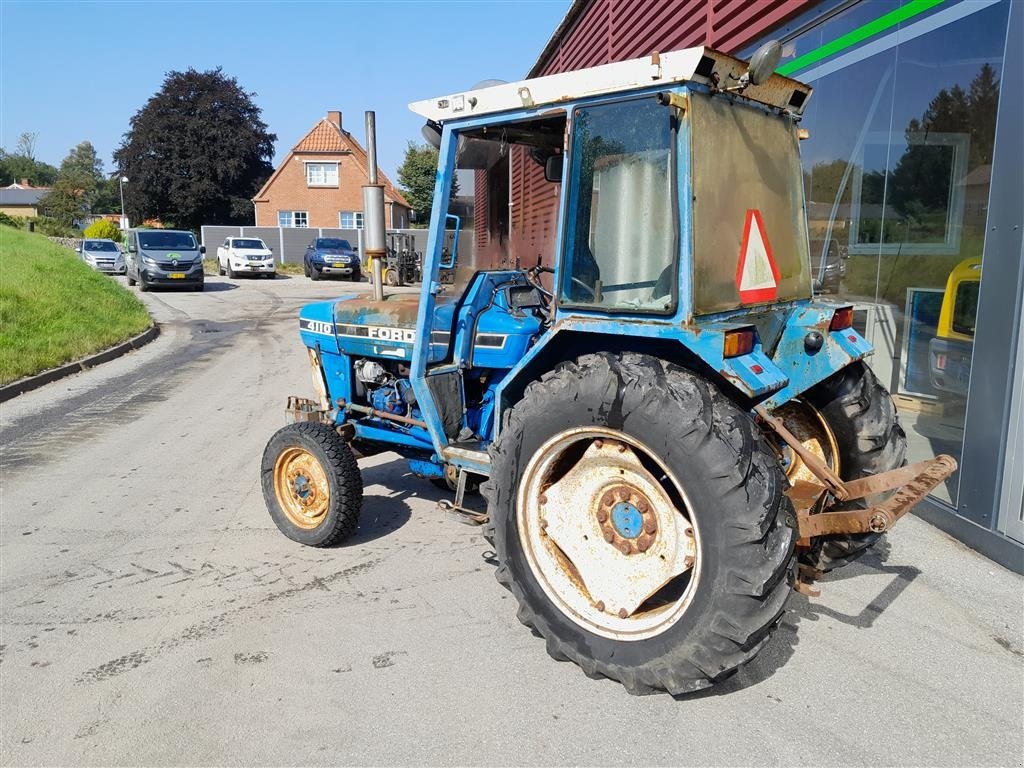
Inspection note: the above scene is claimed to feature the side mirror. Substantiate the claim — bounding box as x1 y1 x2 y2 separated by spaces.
747 40 782 86
544 154 563 183
441 213 461 269
199 245 206 254
269 246 274 252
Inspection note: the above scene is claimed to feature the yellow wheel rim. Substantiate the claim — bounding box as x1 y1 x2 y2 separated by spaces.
273 446 331 529
773 399 841 484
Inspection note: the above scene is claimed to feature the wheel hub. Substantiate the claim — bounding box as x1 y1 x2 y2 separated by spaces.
610 501 643 539
536 438 696 621
274 447 331 528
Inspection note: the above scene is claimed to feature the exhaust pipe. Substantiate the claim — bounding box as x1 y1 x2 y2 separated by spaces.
363 111 386 301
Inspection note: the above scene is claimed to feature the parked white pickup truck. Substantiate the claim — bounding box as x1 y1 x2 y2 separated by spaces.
217 237 276 279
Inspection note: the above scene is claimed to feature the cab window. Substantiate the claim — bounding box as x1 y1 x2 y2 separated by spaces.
561 97 677 313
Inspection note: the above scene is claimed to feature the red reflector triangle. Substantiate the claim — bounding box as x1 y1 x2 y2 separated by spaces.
736 209 780 304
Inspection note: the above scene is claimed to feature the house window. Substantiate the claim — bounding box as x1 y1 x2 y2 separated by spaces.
339 211 364 229
279 211 309 228
306 162 338 187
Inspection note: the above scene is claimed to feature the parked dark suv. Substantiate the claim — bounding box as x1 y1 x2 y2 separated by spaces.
303 238 360 281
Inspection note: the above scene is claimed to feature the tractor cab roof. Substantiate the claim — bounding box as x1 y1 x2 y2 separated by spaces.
408 46 812 124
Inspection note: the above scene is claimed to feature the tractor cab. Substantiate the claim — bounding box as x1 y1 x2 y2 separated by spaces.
297 46 826 471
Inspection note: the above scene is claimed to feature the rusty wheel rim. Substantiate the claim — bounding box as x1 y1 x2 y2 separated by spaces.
517 428 701 642
773 399 841 484
273 446 331 529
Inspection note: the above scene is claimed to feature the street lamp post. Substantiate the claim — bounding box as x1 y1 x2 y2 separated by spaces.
119 176 129 229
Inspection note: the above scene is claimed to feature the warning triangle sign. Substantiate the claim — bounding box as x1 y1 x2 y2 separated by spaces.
735 209 780 304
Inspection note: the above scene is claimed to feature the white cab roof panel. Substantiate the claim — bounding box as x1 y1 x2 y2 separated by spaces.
408 46 812 123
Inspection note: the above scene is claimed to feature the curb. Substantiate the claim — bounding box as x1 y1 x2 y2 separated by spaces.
0 324 160 404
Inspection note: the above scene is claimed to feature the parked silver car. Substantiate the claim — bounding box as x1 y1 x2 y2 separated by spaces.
78 238 126 274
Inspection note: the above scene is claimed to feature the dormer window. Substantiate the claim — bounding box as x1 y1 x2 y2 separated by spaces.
305 162 339 187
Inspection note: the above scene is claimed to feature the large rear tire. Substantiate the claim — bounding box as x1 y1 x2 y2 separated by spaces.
261 422 363 547
484 353 796 695
801 361 907 571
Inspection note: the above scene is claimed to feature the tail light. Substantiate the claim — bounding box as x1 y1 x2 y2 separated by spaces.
830 306 854 331
723 329 755 358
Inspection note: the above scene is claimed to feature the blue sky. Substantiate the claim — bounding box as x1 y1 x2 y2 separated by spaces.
1 0 568 180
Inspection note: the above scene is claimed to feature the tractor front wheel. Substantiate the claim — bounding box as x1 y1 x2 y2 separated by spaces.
261 422 363 546
484 353 796 695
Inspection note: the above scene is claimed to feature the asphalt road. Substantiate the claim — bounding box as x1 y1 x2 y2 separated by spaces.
1 273 1022 767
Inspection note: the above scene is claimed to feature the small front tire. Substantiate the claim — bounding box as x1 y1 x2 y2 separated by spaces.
262 422 363 547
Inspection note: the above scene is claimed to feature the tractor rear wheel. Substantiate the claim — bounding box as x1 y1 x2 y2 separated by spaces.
800 361 907 571
261 422 363 547
483 353 796 695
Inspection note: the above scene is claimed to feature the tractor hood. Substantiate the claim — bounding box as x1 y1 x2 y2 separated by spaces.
298 295 455 364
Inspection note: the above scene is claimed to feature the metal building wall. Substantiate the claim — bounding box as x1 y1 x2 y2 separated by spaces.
513 0 816 266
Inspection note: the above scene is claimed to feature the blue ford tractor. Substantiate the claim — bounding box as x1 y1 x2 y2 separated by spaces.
261 42 956 695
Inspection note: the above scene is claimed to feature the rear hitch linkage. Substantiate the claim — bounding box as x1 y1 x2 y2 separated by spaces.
754 406 958 596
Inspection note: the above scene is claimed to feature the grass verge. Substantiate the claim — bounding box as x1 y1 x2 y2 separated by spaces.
0 226 152 384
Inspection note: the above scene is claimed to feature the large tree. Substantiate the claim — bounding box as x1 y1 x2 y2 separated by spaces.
39 141 106 226
0 131 58 186
114 68 275 229
397 142 450 227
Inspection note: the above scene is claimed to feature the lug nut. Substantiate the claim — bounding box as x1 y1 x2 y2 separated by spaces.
643 519 657 534
617 541 631 555
684 555 695 568
603 530 614 543
539 494 548 505
637 536 652 552
594 439 604 448
684 527 694 538
594 600 605 612
618 608 628 619
596 508 608 523
601 490 616 507
636 499 649 513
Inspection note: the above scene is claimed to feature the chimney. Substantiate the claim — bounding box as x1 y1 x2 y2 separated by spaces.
327 111 342 130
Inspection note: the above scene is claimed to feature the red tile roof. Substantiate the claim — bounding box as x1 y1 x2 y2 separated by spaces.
255 116 410 208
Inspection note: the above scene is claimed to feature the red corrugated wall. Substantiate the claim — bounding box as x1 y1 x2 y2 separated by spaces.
512 0 816 266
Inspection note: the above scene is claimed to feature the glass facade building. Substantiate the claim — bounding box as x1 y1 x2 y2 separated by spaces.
741 0 1022 568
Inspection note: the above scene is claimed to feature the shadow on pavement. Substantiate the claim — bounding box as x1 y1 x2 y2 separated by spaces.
198 281 240 292
681 537 916 699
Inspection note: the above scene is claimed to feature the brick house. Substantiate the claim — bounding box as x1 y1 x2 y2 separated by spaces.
253 110 411 229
